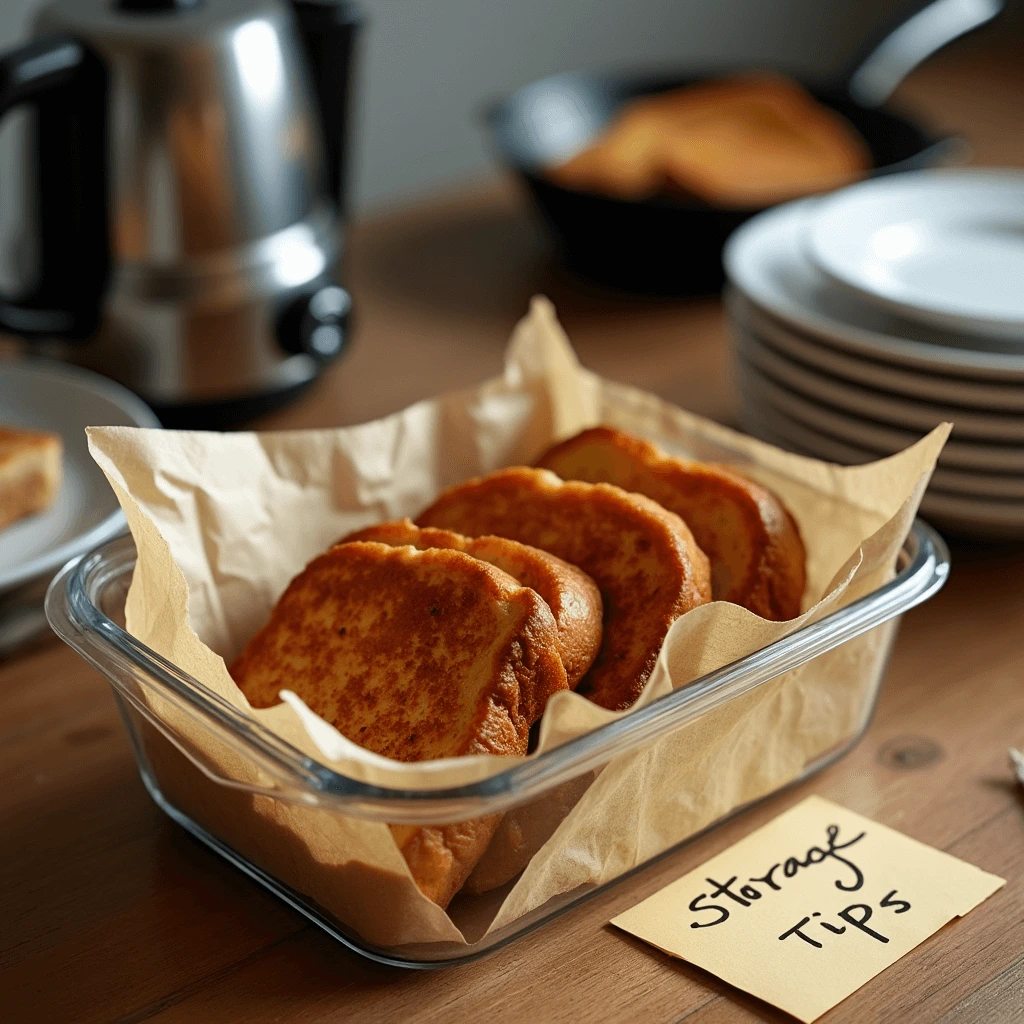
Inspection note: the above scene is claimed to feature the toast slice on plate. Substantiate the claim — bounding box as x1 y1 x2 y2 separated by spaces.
537 426 805 620
340 519 603 689
417 467 711 710
230 541 567 907
0 425 62 533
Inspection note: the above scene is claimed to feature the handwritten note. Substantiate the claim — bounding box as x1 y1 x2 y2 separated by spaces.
611 796 1004 1022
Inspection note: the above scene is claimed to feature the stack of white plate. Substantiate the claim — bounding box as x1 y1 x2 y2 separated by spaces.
723 169 1024 540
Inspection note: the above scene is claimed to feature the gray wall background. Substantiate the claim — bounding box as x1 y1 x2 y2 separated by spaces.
349 0 896 210
0 0 1019 229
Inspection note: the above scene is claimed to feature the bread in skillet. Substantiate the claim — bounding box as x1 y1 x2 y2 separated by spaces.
546 74 868 207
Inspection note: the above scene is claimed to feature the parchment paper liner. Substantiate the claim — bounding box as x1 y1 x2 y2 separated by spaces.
87 297 948 950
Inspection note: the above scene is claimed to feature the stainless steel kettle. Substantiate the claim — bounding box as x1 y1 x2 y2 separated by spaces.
0 0 361 426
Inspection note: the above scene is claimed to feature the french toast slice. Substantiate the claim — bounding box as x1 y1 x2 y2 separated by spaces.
417 467 711 710
340 519 603 688
0 425 62 533
231 541 568 907
536 426 806 620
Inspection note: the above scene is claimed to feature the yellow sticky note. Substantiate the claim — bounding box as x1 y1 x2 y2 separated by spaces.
611 796 1004 1022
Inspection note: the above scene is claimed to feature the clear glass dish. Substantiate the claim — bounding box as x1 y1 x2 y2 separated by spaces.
46 523 949 968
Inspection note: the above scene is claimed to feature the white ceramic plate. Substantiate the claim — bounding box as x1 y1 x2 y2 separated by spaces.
739 392 1024 540
807 170 1024 340
917 489 1024 540
734 357 1024 474
724 199 1024 381
740 398 1024 501
733 325 1024 442
726 290 1024 412
744 420 1024 541
0 360 159 593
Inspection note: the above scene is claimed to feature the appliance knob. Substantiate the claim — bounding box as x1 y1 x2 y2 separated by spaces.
277 285 352 361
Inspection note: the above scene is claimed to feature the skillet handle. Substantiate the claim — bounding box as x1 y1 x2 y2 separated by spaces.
846 0 1004 107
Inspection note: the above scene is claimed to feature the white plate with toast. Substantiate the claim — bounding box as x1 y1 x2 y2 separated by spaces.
0 360 158 593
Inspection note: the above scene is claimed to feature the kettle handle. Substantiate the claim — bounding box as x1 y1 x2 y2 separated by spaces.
0 36 108 341
290 1 363 220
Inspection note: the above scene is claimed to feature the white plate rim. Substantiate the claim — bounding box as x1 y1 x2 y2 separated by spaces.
740 396 1024 500
741 399 1024 532
733 324 1024 442
734 357 1024 473
0 360 159 591
806 169 1024 338
723 200 1024 382
744 413 1024 538
918 490 1024 535
726 289 1024 412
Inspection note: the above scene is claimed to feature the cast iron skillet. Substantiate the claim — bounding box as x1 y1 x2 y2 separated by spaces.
485 0 1003 294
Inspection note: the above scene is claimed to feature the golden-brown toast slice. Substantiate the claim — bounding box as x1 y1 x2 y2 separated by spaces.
340 519 603 688
0 425 62 533
537 426 806 620
231 541 568 907
417 467 711 710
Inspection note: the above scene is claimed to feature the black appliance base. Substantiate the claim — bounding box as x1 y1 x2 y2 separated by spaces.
149 378 319 430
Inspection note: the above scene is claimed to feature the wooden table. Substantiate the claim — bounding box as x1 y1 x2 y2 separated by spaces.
3 35 1023 1024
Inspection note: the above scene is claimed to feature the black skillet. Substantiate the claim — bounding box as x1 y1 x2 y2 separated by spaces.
485 0 1004 295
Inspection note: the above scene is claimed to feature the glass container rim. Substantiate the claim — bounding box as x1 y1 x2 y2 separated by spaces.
45 521 950 819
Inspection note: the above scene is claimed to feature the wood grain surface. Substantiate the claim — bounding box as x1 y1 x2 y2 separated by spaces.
2 34 1023 1024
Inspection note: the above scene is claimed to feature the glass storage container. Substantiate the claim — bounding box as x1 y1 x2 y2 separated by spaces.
46 522 949 968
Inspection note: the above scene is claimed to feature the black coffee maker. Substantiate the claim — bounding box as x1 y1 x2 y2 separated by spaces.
0 0 361 426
